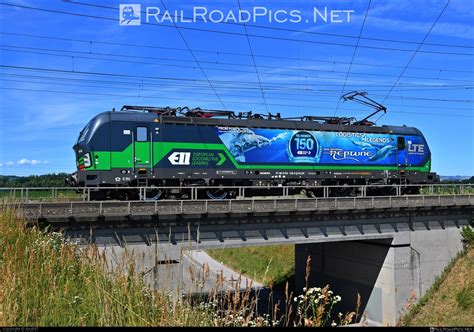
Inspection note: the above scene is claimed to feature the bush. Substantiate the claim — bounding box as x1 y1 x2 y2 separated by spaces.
461 224 474 250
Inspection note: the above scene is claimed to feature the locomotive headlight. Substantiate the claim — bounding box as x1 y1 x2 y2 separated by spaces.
83 153 91 167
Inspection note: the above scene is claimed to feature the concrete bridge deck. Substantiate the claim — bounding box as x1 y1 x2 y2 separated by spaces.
11 194 467 249
13 194 473 223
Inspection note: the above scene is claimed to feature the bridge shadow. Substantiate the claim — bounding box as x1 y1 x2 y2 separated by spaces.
295 238 393 323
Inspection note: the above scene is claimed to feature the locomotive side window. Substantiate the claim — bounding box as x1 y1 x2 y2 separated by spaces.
136 126 148 142
397 136 405 150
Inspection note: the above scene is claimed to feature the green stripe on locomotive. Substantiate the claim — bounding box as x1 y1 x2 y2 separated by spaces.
86 141 431 172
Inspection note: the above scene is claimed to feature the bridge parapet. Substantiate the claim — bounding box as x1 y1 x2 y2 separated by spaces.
14 194 473 220
2 184 473 203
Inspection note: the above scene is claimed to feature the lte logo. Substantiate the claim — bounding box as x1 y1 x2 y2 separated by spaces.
168 152 191 165
119 4 141 25
407 141 425 154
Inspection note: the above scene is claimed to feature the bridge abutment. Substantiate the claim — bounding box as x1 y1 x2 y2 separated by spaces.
96 243 184 296
295 227 464 325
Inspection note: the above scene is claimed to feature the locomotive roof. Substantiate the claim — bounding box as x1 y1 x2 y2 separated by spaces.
93 111 422 136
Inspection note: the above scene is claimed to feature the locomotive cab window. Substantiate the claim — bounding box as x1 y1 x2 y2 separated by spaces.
397 137 405 150
76 121 92 144
136 126 148 142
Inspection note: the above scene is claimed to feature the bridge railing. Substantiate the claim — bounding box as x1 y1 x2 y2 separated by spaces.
14 194 473 219
1 183 473 203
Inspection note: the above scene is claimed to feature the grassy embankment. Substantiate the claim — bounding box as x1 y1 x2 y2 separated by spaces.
0 207 213 326
207 245 295 287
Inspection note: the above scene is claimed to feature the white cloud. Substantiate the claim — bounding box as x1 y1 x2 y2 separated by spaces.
5 161 14 166
17 159 48 165
0 163 2 167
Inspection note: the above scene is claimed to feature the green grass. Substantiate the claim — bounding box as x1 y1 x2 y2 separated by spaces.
456 284 474 310
0 189 82 201
0 207 214 326
207 245 295 286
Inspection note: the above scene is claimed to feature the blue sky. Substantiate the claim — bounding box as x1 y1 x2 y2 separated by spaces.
0 0 473 176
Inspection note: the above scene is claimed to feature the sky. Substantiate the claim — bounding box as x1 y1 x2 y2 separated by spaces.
0 0 473 176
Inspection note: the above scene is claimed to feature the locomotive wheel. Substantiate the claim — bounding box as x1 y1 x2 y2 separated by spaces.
306 188 324 198
143 188 163 200
89 189 106 201
402 186 420 195
206 188 229 200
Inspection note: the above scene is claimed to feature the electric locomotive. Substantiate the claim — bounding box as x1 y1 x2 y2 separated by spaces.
69 92 438 200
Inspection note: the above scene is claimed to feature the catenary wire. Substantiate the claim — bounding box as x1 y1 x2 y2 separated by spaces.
158 0 227 110
1 31 471 75
2 45 472 85
382 0 453 103
1 64 473 103
335 0 371 116
2 86 472 118
237 0 268 112
2 75 472 112
0 2 473 56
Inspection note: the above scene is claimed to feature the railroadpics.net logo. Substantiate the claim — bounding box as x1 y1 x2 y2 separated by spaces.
119 4 354 26
119 4 141 25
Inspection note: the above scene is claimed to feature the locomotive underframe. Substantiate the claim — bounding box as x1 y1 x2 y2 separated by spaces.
77 167 436 200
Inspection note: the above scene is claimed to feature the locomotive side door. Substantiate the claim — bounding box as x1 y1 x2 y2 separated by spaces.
133 125 151 170
397 136 407 183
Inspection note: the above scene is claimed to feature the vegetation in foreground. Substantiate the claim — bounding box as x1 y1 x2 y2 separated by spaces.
0 207 357 327
400 224 474 326
0 208 213 326
207 245 295 286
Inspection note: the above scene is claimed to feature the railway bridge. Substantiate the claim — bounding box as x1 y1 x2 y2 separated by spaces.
8 185 474 325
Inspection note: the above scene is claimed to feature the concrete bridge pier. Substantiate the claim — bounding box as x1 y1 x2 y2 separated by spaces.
295 227 464 325
95 243 184 296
